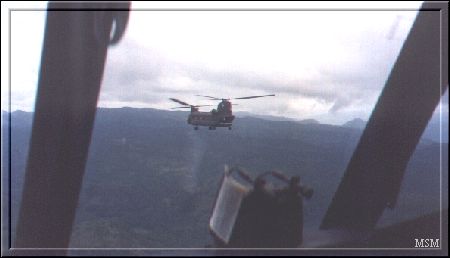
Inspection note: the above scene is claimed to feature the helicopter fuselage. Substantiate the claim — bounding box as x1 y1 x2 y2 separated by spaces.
188 110 235 129
171 96 274 130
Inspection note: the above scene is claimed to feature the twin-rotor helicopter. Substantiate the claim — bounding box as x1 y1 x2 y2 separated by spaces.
170 94 275 130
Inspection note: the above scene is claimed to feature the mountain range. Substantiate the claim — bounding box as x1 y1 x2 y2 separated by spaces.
2 108 447 250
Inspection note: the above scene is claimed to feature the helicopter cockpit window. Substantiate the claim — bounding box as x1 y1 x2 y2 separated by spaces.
5 1 446 253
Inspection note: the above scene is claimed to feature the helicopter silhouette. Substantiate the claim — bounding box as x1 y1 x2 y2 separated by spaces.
170 94 275 130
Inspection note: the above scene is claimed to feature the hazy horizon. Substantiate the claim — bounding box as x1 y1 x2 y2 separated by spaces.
2 89 448 127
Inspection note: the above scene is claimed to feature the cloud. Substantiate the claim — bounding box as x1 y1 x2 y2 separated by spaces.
98 36 397 122
4 2 426 126
6 6 420 125
92 8 420 124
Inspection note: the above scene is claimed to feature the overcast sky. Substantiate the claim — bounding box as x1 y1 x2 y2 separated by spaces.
3 1 447 125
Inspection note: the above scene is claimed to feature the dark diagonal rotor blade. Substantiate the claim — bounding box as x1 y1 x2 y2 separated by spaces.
169 98 190 106
233 94 275 100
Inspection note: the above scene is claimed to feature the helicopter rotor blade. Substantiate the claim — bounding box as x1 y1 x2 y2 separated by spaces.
171 105 214 109
233 94 275 100
192 105 214 107
169 98 190 106
170 106 191 109
195 94 275 100
195 95 223 100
